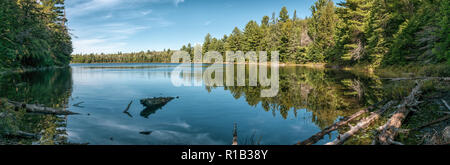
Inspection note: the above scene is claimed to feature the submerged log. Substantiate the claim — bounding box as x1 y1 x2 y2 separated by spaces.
140 97 174 107
7 100 77 115
297 108 369 145
377 80 423 145
139 97 175 118
139 131 152 135
325 101 396 145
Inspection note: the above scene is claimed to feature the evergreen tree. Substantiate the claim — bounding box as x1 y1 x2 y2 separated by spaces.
279 6 289 22
242 21 264 52
202 33 212 54
307 0 338 62
333 0 372 64
225 27 243 51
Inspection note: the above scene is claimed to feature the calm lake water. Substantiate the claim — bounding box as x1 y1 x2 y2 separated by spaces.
0 63 389 145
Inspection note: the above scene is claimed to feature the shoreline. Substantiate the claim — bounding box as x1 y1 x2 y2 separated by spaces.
70 62 327 68
0 66 70 76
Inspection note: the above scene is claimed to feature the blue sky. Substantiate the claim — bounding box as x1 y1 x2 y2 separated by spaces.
66 0 340 54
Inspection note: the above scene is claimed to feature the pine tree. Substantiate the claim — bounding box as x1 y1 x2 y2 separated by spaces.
242 21 263 52
307 0 338 62
202 33 212 54
333 0 372 63
225 27 243 51
279 7 289 22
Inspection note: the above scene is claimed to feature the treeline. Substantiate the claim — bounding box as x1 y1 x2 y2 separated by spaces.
182 7 312 63
181 0 449 68
0 0 72 70
71 50 173 63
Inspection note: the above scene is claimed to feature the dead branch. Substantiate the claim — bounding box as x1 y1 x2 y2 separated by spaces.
377 80 424 145
7 100 77 115
442 99 450 111
411 115 450 131
2 131 39 139
297 108 369 145
325 101 396 145
123 100 133 113
380 77 450 81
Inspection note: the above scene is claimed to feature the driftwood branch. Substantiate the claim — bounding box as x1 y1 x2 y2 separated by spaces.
297 108 369 145
441 99 450 111
325 101 396 145
123 101 133 113
2 131 39 139
377 80 423 145
7 100 77 115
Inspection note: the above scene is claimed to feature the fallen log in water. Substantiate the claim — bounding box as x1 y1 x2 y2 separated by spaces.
325 101 396 145
139 97 175 118
1 131 39 139
123 100 133 113
377 80 424 145
140 97 174 107
297 108 369 145
6 100 77 115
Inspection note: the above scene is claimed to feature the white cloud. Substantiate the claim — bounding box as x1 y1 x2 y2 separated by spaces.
67 0 184 54
204 20 212 26
174 0 184 6
72 22 151 54
141 9 153 15
67 0 185 17
103 13 113 19
67 0 122 17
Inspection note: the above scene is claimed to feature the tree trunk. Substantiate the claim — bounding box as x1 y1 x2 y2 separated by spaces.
377 80 423 145
325 101 396 145
297 108 369 145
7 101 77 115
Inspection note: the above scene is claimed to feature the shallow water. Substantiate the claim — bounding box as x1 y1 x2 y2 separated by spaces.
0 63 387 145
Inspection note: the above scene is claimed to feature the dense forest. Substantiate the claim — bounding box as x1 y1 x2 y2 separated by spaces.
0 0 72 70
73 0 449 69
182 0 449 68
71 49 173 63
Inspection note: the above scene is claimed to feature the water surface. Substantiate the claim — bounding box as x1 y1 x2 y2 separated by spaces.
0 63 387 145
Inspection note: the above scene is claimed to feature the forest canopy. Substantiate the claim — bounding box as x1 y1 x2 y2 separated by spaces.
0 0 72 70
4 0 446 67
180 0 450 68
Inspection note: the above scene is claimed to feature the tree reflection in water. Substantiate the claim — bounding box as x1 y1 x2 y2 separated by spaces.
204 65 384 129
0 68 73 144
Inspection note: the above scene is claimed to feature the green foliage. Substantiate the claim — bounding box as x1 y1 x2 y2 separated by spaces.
279 7 289 22
332 0 371 64
184 6 311 64
68 0 448 68
307 0 337 62
0 0 72 70
71 50 173 63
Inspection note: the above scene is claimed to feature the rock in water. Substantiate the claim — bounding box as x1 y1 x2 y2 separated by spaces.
140 97 175 107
